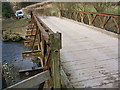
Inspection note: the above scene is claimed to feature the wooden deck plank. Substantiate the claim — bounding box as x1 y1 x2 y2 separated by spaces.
70 74 118 88
38 16 118 88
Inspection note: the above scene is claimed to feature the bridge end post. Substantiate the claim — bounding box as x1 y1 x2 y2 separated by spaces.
30 11 33 19
50 32 62 88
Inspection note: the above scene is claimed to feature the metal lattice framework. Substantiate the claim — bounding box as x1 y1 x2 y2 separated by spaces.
7 9 120 89
60 10 120 34
22 12 62 88
7 12 73 89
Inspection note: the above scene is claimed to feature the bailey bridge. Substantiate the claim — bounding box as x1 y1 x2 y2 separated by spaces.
7 9 119 89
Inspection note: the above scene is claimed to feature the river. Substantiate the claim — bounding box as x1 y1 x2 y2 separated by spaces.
2 40 34 69
2 40 36 87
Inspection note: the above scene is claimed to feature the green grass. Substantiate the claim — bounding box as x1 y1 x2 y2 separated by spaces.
75 5 119 14
56 3 119 15
50 7 59 16
73 5 97 12
103 6 119 14
2 18 30 31
2 18 30 37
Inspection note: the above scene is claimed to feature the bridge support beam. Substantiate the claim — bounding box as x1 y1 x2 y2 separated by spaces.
24 40 39 47
22 50 41 58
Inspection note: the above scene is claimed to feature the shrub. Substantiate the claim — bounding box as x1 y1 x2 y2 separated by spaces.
2 2 14 18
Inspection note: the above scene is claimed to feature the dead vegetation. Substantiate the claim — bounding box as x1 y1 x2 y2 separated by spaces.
2 18 30 41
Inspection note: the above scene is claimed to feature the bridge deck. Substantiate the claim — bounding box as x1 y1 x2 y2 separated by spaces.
38 16 118 88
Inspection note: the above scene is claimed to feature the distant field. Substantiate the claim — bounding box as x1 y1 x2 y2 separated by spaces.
2 18 29 32
2 18 30 40
50 4 119 16
106 6 119 14
71 5 119 14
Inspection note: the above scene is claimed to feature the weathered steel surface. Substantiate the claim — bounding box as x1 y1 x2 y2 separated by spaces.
39 16 118 88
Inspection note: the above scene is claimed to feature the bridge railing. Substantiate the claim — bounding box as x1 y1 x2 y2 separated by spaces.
7 12 73 89
23 12 62 88
60 10 120 34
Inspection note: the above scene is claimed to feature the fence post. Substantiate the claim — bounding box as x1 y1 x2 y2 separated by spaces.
50 32 62 88
30 11 33 19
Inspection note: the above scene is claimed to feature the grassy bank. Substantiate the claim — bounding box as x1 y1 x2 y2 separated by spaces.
2 18 30 40
49 2 119 16
3 18 29 33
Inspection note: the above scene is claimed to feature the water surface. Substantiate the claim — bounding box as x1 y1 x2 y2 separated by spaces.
2 40 34 69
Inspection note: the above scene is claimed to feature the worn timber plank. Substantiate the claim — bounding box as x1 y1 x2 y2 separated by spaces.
7 70 50 88
22 50 41 58
50 33 61 88
24 40 39 47
38 16 118 88
60 67 73 88
26 30 36 35
19 67 43 80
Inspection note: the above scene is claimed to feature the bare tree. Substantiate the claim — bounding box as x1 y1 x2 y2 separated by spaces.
88 2 117 13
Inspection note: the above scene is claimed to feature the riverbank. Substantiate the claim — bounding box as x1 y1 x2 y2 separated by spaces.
2 40 34 88
2 18 30 41
2 18 34 88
